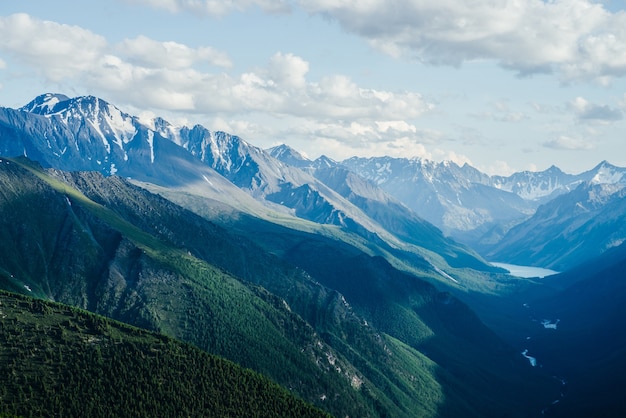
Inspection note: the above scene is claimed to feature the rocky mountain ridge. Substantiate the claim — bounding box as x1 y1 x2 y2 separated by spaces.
1 93 494 280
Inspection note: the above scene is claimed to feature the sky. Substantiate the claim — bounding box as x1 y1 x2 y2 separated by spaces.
1 0 626 175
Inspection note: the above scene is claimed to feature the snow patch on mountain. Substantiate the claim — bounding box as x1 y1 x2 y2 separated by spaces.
147 131 155 163
590 161 626 184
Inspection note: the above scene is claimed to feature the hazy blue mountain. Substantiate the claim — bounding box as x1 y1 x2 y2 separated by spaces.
491 165 580 202
270 145 494 271
486 181 626 270
492 160 626 202
341 156 626 256
341 156 535 240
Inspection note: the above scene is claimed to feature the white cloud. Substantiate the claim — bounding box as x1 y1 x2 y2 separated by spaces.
127 0 626 82
0 13 107 82
298 0 626 82
265 52 309 89
118 35 232 69
569 96 623 123
0 13 436 160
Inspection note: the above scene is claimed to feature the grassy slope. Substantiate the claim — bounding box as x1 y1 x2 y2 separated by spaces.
0 290 329 418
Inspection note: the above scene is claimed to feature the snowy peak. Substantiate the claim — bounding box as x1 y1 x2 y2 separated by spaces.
341 156 484 189
312 155 337 169
20 93 71 115
267 144 311 168
21 94 138 150
493 161 626 201
492 165 576 201
585 160 626 185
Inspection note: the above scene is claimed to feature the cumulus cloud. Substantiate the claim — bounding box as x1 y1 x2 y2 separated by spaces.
298 0 626 82
125 0 626 82
0 13 107 82
569 96 623 123
264 52 309 89
0 13 435 159
118 35 232 69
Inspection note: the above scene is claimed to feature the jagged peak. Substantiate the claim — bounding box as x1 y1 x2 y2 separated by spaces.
267 144 308 160
20 94 130 124
587 160 626 185
592 160 616 170
314 155 336 168
543 164 564 174
20 93 71 115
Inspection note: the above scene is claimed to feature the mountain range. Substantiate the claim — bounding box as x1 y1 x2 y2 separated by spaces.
2 93 626 416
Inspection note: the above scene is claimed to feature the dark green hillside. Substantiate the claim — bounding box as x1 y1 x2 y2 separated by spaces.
1 157 461 417
42 161 457 416
0 157 561 417
140 184 561 416
0 158 375 417
52 164 563 415
0 290 329 418
278 237 559 416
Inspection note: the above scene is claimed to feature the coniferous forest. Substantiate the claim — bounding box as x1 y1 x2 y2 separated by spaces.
0 290 329 418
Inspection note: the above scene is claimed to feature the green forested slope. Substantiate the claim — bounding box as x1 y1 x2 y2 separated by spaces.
0 290 329 418
0 158 378 417
0 157 559 417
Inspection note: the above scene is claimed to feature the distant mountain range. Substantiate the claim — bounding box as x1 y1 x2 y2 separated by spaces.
341 156 626 242
3 93 626 416
4 93 626 273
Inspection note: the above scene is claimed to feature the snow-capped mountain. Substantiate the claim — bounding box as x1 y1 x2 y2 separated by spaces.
491 161 626 202
340 156 534 239
148 118 400 239
0 93 267 215
266 144 311 168
4 94 377 234
580 160 626 185
2 94 495 277
5 93 626 275
341 156 626 250
491 165 579 202
270 145 491 270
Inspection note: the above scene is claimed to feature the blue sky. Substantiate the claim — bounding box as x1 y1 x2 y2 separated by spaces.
1 0 626 174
